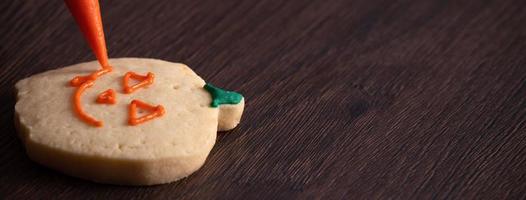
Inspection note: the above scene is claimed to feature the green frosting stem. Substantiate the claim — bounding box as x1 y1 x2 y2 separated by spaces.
203 83 243 108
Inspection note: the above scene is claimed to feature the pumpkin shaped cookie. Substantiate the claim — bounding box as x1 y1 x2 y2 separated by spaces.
14 58 244 185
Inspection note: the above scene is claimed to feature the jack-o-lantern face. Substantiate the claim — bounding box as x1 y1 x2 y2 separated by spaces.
70 70 165 127
64 60 243 129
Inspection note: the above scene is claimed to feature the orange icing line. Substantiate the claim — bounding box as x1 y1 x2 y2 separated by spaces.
65 0 117 127
73 80 103 127
70 68 112 127
128 99 165 126
96 89 116 104
123 72 154 93
70 68 111 87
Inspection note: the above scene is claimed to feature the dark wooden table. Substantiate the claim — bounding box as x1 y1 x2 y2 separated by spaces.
1 0 526 199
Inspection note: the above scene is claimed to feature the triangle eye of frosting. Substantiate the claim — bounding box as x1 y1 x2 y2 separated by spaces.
123 72 154 93
128 99 165 126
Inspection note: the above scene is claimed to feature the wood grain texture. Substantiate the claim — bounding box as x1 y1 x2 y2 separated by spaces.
1 0 526 199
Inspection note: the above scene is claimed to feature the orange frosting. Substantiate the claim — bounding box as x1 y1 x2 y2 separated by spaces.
128 100 165 126
123 72 155 93
73 80 103 127
70 68 112 87
96 89 117 104
65 0 164 127
65 0 113 127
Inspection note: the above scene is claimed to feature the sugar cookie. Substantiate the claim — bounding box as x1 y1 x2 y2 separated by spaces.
15 58 244 185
